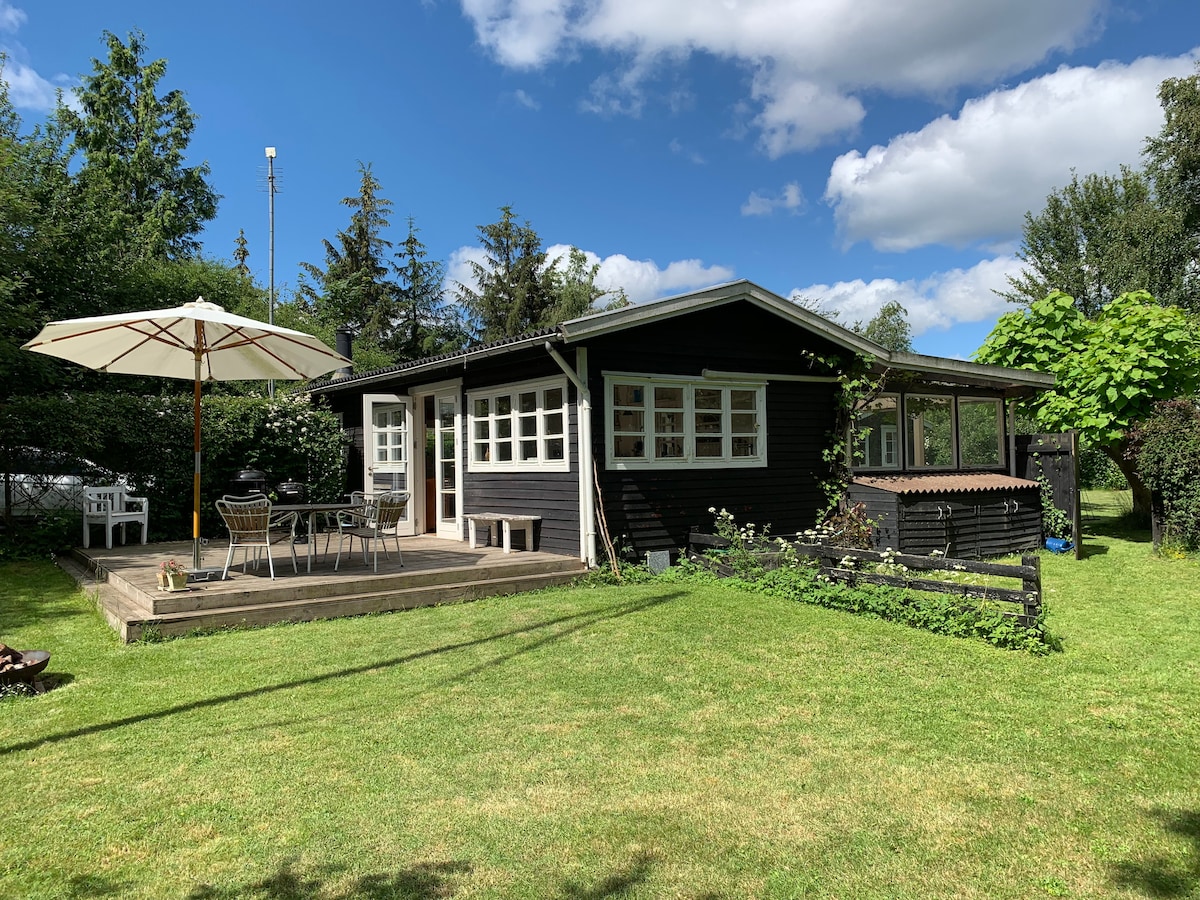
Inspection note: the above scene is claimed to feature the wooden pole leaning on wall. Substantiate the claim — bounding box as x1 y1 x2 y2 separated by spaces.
592 459 620 579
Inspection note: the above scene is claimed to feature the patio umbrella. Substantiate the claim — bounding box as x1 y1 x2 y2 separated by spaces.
21 298 350 570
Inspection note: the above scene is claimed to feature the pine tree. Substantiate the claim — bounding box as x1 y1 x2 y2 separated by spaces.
63 30 218 261
299 162 398 350
455 206 555 341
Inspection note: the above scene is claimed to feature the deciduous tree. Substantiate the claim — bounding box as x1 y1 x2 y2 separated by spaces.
976 290 1200 521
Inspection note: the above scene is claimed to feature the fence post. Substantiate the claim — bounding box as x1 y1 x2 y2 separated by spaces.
1021 553 1041 620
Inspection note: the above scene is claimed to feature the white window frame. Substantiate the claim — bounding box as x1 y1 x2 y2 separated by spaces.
467 377 570 473
603 373 767 470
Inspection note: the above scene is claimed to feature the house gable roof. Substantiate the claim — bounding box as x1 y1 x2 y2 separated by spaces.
308 279 1054 395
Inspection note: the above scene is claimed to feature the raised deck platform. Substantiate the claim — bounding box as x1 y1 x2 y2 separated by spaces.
66 536 586 642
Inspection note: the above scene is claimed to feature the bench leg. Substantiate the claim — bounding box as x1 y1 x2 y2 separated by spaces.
502 520 512 553
468 518 479 549
520 522 533 552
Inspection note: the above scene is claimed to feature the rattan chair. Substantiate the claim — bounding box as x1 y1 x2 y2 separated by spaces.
335 490 408 573
215 495 299 580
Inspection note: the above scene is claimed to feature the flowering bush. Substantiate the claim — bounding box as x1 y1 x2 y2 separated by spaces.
159 559 187 576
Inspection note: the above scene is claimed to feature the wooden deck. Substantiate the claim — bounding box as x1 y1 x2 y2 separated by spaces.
65 535 586 642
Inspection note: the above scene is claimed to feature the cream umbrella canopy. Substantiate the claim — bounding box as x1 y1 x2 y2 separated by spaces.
22 298 350 570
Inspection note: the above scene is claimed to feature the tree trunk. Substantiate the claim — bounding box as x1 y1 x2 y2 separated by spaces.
1103 440 1151 525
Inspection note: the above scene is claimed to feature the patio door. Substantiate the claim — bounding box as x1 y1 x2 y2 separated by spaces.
362 393 416 535
413 382 462 540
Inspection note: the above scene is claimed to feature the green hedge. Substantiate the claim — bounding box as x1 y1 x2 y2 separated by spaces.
2 392 349 552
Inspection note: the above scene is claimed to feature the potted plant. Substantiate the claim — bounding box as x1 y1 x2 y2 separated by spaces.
159 559 189 592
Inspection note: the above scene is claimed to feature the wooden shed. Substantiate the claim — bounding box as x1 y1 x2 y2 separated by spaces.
847 473 1043 557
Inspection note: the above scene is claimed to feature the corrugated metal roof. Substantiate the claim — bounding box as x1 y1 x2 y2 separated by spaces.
852 473 1040 494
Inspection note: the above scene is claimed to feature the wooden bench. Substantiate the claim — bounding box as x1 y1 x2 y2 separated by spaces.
465 513 541 553
82 485 149 549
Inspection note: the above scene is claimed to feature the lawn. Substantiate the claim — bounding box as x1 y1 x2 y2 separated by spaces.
2 491 1198 899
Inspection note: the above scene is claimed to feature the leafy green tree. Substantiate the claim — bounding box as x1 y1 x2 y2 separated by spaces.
976 290 1200 520
853 300 913 352
1144 65 1200 237
63 29 218 261
1002 168 1192 315
542 246 625 323
455 205 556 341
299 162 398 351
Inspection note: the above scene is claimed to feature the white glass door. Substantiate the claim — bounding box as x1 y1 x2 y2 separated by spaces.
432 389 460 538
362 393 415 535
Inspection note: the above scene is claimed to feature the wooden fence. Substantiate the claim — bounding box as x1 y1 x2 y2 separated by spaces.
687 530 1042 626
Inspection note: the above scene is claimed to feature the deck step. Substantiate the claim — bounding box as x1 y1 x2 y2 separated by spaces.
123 569 581 640
147 557 583 614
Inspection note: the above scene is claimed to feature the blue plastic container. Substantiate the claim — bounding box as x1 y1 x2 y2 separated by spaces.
1045 537 1074 554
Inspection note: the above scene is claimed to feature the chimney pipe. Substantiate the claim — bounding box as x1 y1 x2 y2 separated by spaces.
334 328 353 379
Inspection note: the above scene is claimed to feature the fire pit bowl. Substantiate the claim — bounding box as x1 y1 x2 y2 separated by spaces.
0 650 50 684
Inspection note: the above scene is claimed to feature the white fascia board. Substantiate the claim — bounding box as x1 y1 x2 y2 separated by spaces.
560 279 888 360
883 351 1056 391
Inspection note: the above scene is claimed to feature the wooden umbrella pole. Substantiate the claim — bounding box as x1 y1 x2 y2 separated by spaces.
192 322 203 571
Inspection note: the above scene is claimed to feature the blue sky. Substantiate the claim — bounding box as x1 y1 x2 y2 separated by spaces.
5 0 1199 358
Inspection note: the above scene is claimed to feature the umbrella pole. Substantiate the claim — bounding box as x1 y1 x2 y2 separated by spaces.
193 327 203 572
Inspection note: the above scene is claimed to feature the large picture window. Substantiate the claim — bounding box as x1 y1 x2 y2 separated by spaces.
905 394 955 468
957 397 1004 467
468 378 569 472
852 395 900 469
605 375 766 468
849 392 1007 471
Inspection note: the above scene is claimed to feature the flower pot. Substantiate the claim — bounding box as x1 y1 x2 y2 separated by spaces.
166 572 189 592
157 571 169 590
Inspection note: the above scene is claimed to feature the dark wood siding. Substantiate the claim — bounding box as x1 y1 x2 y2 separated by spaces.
586 300 846 557
847 484 1042 558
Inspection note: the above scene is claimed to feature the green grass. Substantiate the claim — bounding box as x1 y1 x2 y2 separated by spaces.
2 500 1198 899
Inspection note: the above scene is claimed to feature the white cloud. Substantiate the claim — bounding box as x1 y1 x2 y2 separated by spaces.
459 0 1105 151
741 181 804 217
825 52 1200 251
449 241 733 305
512 88 540 110
669 137 704 165
0 1 26 31
0 2 76 111
795 255 1023 336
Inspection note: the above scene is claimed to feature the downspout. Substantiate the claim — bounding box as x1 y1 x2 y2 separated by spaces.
545 341 597 567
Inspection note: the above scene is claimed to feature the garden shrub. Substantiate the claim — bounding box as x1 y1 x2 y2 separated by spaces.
1 391 349 556
688 507 1056 654
1130 399 1200 551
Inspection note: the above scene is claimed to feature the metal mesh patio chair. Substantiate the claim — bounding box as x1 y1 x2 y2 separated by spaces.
215 495 299 580
335 490 407 573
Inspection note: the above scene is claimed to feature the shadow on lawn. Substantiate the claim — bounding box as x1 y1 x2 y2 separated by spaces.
185 852 721 899
0 592 684 756
187 858 472 899
1111 808 1200 897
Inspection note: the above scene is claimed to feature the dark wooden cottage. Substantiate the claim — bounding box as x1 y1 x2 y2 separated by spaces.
307 280 1053 564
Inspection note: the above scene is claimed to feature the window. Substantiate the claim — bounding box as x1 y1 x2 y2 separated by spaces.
958 397 1004 467
605 375 766 468
905 394 954 468
852 395 900 469
468 378 569 472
